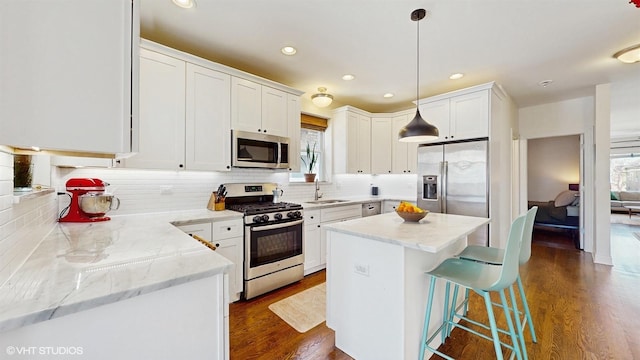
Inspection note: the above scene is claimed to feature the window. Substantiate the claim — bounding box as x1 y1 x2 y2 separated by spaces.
610 155 640 191
290 114 328 182
290 129 324 182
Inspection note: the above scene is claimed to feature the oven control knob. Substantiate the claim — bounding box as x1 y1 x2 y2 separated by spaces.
294 211 302 218
287 212 294 218
253 215 262 223
274 213 283 220
261 214 270 222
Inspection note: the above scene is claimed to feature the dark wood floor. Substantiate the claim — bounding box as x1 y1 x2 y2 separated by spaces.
230 230 640 359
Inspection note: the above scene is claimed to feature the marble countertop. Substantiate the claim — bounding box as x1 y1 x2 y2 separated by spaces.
324 212 490 252
0 209 242 333
298 196 414 210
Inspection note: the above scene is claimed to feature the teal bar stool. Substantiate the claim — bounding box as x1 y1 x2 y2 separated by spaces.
457 206 538 348
418 214 527 360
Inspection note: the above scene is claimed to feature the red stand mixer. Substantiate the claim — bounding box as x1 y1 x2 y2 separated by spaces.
59 178 120 222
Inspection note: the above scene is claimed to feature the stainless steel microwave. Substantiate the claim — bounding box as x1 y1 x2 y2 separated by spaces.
232 130 290 169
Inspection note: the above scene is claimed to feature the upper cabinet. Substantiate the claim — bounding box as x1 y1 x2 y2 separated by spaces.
125 48 231 171
231 78 289 137
333 108 371 174
123 40 301 171
370 117 393 174
0 0 139 155
391 113 418 174
419 89 489 143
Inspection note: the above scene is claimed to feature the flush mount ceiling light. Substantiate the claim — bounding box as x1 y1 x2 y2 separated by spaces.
281 46 297 56
311 87 334 107
172 0 195 9
613 44 640 64
398 9 439 143
342 74 355 81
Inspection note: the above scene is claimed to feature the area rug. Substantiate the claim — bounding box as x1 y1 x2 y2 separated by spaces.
268 283 326 333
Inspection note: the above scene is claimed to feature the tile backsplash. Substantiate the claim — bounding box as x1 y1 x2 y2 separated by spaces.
0 151 58 286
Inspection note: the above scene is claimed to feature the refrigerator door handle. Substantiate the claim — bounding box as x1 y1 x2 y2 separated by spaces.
441 161 448 214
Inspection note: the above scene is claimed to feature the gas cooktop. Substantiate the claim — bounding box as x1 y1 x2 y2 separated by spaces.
227 202 302 215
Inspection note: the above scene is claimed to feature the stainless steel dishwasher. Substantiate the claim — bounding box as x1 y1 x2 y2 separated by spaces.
362 202 381 217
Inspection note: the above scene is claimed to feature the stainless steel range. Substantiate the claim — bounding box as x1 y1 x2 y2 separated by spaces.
224 183 304 300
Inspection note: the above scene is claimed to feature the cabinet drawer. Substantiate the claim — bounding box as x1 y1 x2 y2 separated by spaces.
213 219 243 240
176 222 213 241
305 210 321 225
321 204 361 222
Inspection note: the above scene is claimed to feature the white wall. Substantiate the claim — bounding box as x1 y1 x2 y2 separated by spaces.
610 76 640 139
527 135 580 201
0 149 58 286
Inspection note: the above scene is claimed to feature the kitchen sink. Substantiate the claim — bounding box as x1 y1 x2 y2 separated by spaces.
306 199 350 204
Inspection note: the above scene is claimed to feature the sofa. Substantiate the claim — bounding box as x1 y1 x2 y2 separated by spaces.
611 191 640 212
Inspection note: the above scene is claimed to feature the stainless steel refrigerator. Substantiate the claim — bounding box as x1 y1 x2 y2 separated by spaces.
417 140 489 246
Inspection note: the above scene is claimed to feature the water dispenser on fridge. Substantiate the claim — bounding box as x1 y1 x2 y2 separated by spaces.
422 176 438 201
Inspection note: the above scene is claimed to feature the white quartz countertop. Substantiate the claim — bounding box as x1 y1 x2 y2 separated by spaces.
0 209 242 333
298 196 412 210
324 212 490 252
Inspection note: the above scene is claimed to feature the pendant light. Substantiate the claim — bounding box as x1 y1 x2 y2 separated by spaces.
398 9 439 143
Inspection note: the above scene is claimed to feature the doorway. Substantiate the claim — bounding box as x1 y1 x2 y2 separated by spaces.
526 135 581 250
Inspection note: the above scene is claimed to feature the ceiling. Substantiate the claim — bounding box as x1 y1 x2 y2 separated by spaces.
140 0 640 114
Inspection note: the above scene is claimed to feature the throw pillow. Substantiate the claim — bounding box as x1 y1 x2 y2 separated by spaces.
611 191 619 200
555 190 578 207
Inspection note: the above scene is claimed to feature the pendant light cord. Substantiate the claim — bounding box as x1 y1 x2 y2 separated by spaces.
416 15 420 111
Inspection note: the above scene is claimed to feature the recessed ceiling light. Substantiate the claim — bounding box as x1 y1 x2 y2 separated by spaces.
538 80 553 87
449 73 464 80
281 46 297 56
172 0 195 9
342 74 355 81
383 93 394 98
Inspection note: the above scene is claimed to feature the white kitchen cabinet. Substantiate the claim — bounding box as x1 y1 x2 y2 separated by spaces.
371 117 393 174
212 219 243 302
391 113 418 174
287 94 302 171
185 63 232 171
333 108 371 174
177 218 243 302
0 0 138 155
303 209 321 275
419 89 489 143
126 49 186 170
127 48 232 171
231 78 289 137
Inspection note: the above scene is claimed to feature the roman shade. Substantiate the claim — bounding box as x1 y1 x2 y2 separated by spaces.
301 114 328 132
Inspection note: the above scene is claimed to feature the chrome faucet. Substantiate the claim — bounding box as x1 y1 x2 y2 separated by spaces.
314 177 323 200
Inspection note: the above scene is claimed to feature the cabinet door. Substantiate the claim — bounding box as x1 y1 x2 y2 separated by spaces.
450 90 489 140
392 114 417 174
0 0 136 154
356 114 372 173
304 224 322 273
231 77 262 133
185 63 231 171
127 49 186 169
287 94 301 171
420 99 450 143
215 237 243 302
346 112 360 173
371 117 392 174
262 86 288 137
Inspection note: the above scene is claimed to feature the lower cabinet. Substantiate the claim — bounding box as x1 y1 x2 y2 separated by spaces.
382 200 416 213
304 205 361 275
176 218 243 302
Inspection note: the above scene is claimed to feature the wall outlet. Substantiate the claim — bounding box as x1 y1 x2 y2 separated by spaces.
160 185 173 195
354 262 369 277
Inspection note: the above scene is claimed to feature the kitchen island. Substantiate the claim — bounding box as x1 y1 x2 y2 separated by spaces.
0 210 241 360
325 212 490 360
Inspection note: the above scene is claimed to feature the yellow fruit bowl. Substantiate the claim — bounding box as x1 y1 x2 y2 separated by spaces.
396 210 428 222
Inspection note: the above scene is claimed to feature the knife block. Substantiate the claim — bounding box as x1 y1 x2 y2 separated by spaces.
207 191 225 211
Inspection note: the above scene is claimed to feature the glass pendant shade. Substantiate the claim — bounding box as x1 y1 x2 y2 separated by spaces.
311 87 334 107
398 109 439 142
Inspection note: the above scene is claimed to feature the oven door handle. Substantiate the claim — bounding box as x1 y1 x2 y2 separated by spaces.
250 219 304 231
